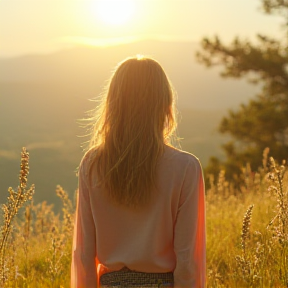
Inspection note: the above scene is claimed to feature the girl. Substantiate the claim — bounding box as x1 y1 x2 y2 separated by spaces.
71 56 206 288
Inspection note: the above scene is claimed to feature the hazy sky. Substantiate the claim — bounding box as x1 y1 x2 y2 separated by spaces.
0 0 284 57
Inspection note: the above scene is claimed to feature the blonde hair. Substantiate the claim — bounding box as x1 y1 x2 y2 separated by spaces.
87 56 177 208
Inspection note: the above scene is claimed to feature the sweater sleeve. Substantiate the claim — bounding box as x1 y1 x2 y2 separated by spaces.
71 160 97 288
173 157 206 288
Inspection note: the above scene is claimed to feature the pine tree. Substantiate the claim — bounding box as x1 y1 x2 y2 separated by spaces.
197 0 288 182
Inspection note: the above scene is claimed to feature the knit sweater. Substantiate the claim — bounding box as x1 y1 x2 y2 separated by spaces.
71 145 206 288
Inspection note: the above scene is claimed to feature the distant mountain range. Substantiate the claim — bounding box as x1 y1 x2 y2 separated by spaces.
0 40 258 211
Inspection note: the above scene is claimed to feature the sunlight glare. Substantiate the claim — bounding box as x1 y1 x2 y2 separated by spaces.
94 0 135 26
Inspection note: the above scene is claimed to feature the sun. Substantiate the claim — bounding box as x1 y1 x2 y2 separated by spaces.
94 0 136 26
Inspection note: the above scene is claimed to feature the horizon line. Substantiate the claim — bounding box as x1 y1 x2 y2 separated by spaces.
0 35 199 59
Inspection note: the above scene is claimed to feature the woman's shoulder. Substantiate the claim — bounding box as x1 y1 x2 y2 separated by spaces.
163 145 201 168
79 147 98 173
83 146 97 160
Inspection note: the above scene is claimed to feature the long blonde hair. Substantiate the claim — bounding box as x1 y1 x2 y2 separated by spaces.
88 56 177 208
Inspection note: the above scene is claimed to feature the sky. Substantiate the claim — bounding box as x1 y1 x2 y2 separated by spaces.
0 0 284 57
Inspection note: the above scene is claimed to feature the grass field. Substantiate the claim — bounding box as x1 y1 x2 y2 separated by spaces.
1 148 287 287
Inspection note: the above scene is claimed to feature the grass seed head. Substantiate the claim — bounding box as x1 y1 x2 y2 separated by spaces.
241 204 254 252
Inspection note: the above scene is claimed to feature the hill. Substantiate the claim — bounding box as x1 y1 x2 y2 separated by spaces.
0 40 256 210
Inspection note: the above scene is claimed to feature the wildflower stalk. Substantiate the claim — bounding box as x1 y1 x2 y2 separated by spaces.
56 185 73 235
241 204 254 256
235 204 254 286
267 157 288 286
0 147 35 285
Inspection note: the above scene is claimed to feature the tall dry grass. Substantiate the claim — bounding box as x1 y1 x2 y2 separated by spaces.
206 148 288 288
0 147 287 287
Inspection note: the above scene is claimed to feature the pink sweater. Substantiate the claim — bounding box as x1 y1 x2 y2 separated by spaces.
71 145 206 288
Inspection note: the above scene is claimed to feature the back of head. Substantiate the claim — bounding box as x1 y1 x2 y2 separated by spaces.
89 56 177 208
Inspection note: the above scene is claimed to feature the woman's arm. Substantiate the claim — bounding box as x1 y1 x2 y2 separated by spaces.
71 161 97 288
173 157 206 288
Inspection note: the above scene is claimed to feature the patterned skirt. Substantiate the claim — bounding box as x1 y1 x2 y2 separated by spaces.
99 267 174 288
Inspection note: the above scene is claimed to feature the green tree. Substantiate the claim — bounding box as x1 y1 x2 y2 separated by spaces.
197 0 288 182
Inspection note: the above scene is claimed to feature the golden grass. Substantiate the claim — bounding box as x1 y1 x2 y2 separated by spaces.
0 148 287 287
